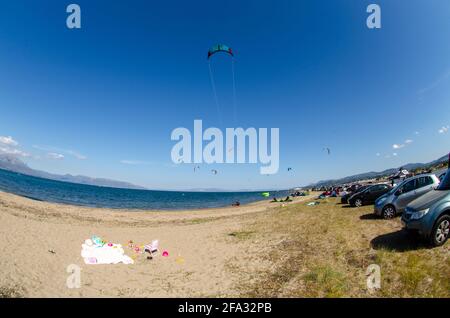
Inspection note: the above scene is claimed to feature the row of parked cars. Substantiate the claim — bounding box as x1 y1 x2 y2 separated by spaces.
342 170 449 247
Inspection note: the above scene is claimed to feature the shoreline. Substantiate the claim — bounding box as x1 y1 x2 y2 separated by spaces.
0 167 291 211
0 190 313 297
0 190 312 225
0 186 272 212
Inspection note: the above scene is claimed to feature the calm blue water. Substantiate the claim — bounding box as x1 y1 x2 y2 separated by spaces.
0 168 287 210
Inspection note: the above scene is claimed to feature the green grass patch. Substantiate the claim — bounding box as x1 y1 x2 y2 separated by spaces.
302 266 349 297
231 197 449 297
0 285 24 298
228 231 255 240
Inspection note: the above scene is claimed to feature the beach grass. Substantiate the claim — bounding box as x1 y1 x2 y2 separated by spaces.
0 285 24 298
234 198 449 297
228 230 255 240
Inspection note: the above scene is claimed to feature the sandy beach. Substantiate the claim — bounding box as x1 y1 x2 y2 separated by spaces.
0 191 311 297
1 190 448 298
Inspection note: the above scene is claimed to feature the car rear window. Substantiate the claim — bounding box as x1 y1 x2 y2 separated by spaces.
357 186 368 192
416 176 433 188
369 184 388 192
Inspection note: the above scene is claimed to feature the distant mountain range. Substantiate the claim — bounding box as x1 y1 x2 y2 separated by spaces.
184 188 285 193
307 154 448 188
1 153 448 192
0 154 146 190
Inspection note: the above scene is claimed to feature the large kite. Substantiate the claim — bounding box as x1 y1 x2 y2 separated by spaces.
207 44 237 125
207 44 234 59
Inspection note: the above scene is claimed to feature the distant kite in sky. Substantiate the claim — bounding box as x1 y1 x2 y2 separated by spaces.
287 167 293 171
323 147 331 155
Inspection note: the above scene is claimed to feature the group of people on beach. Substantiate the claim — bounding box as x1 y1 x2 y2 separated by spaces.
271 196 292 203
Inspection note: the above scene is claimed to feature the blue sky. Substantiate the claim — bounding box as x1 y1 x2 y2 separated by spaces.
0 0 449 190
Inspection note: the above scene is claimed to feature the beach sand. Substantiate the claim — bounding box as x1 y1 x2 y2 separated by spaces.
0 191 311 297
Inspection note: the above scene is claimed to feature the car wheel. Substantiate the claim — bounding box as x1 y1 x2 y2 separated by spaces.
354 198 363 207
430 215 450 247
382 205 396 219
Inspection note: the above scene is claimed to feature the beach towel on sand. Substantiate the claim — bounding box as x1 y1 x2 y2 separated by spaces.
81 239 134 265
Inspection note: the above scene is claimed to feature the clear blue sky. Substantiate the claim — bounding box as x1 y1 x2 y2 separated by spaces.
0 0 449 190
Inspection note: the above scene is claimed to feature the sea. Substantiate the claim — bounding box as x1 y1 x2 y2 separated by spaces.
0 168 288 210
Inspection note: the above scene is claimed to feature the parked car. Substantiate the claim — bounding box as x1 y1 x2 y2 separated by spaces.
348 184 392 207
402 170 450 247
374 174 440 219
341 185 369 204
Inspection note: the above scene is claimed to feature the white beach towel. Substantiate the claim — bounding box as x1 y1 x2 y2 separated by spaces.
81 241 134 265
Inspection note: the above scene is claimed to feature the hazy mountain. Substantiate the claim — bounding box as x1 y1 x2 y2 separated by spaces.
184 188 284 193
0 154 146 190
308 154 448 188
1 153 447 192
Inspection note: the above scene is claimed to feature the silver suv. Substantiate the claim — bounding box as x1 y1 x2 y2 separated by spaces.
374 174 440 219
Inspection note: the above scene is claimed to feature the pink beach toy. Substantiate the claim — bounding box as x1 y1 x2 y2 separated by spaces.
162 250 169 257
